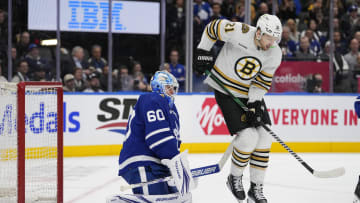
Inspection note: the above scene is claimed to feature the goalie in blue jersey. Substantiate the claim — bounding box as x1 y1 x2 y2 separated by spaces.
108 71 196 203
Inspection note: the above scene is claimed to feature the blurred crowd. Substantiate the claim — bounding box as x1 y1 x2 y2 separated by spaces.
0 0 360 93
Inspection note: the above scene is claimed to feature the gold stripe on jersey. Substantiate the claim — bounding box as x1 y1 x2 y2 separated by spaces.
224 84 249 95
211 69 249 95
210 20 217 39
206 21 217 41
213 65 250 89
252 82 269 91
259 71 273 78
216 19 223 41
255 76 271 86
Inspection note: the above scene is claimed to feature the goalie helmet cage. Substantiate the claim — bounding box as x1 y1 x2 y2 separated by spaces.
0 82 63 203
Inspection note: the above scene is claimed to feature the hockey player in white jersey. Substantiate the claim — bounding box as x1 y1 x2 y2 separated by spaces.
108 71 196 203
195 14 283 203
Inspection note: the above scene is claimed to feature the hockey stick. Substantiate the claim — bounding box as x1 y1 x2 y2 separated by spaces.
119 139 235 191
205 70 345 178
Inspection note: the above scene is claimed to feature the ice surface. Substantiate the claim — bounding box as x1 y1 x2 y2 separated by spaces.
64 153 360 203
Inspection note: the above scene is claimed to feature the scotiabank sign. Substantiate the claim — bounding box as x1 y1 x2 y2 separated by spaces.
271 61 329 92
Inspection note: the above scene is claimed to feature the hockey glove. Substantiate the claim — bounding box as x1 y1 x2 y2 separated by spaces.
161 150 196 195
246 101 263 127
194 49 214 75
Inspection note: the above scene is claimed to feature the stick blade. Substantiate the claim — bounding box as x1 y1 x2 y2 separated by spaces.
313 167 345 178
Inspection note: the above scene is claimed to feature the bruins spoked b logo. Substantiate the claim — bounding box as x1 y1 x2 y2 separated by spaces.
234 56 262 80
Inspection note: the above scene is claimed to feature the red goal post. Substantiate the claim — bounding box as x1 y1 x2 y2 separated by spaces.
0 81 63 203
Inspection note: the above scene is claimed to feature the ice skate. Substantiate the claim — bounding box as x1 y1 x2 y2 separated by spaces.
226 174 245 202
354 175 360 203
247 182 267 203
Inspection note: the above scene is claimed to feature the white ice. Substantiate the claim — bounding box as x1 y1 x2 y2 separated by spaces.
64 153 360 203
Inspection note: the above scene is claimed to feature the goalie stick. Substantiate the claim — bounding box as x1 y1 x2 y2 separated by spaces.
119 139 235 191
205 70 345 179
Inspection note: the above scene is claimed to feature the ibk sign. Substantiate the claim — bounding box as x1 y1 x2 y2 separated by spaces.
197 97 230 135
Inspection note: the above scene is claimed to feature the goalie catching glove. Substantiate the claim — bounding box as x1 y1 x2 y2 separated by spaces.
194 49 214 75
246 101 263 127
161 150 197 195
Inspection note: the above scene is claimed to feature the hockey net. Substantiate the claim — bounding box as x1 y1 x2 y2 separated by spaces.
0 82 63 203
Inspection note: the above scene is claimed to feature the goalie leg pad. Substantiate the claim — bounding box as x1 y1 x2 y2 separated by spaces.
107 193 192 203
121 164 176 195
161 150 196 195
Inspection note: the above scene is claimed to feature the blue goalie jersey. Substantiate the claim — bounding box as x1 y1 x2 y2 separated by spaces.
118 92 181 176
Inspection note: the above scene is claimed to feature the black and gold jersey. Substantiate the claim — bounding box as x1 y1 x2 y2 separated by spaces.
197 19 282 102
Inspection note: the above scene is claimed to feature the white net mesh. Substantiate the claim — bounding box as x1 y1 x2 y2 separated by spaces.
0 83 18 203
0 83 60 203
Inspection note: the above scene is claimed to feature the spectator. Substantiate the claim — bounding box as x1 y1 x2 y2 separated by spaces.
307 0 323 20
63 46 89 78
253 2 268 26
11 60 29 83
279 26 297 57
99 65 117 91
169 49 185 92
221 0 236 19
302 29 322 56
16 31 30 58
278 0 297 21
0 63 7 82
307 19 326 46
84 72 104 92
194 0 212 26
132 61 148 84
116 65 134 91
73 68 87 91
295 36 317 60
354 31 360 48
344 38 360 72
286 18 300 43
32 66 47 81
1 46 17 78
320 41 352 92
333 30 348 55
210 3 226 21
88 44 107 73
305 73 323 93
232 2 245 22
0 9 7 47
24 43 50 80
133 72 151 92
340 5 359 37
161 62 171 72
166 0 185 52
63 74 76 92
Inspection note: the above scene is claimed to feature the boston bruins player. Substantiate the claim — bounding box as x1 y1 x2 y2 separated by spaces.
195 14 282 203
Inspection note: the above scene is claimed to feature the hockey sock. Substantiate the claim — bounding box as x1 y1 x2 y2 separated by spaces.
231 146 251 176
249 148 270 184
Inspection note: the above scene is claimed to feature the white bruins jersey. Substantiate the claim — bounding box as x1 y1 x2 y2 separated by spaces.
197 19 282 101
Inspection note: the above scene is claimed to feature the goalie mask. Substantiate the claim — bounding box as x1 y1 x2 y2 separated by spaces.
150 71 179 107
256 14 282 44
